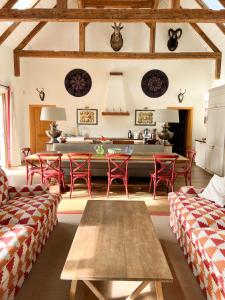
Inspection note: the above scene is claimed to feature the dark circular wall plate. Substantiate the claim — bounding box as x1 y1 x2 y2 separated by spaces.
141 69 169 98
64 69 92 97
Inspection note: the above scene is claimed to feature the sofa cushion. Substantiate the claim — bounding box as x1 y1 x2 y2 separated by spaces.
200 175 225 207
169 192 225 231
0 168 9 205
0 193 59 231
191 228 225 295
0 224 34 285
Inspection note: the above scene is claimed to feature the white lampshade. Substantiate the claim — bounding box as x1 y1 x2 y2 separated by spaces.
155 109 179 123
40 107 67 121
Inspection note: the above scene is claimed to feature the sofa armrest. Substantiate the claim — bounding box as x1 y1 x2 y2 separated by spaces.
179 186 204 197
8 184 49 200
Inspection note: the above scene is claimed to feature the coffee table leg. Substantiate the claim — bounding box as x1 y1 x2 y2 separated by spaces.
83 280 106 300
70 280 77 300
125 281 150 300
155 282 164 300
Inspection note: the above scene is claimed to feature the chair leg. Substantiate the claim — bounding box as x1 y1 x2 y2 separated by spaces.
88 177 92 198
149 176 153 193
124 179 129 199
106 177 111 198
153 179 157 199
70 177 73 198
184 175 188 186
30 173 33 185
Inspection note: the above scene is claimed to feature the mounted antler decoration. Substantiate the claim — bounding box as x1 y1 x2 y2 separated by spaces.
178 89 186 103
167 28 182 52
110 22 124 52
36 88 45 101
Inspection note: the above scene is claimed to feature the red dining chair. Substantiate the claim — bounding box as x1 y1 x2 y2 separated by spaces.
106 154 131 198
174 150 196 185
67 153 92 198
149 154 179 199
22 147 42 185
37 153 65 193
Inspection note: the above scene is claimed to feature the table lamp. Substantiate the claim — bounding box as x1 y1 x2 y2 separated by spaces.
155 109 179 145
40 107 67 143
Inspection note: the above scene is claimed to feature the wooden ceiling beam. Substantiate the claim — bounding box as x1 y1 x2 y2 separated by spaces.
79 22 85 51
190 23 220 52
2 0 18 8
0 22 19 45
83 0 154 8
0 0 41 45
195 0 225 34
171 0 180 9
15 50 221 59
0 8 224 23
57 0 67 8
15 22 47 50
150 23 156 52
218 0 225 7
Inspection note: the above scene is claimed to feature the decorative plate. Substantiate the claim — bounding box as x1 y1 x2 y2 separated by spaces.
141 69 169 98
64 69 92 97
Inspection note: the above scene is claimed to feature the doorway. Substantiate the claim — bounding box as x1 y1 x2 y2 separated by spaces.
29 105 55 153
167 107 193 156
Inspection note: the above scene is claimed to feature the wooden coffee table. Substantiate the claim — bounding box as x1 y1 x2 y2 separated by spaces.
61 200 173 300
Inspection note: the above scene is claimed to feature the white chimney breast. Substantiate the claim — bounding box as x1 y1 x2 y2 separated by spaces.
104 73 127 112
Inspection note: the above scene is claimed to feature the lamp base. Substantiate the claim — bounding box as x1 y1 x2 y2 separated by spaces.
158 123 174 145
46 122 62 144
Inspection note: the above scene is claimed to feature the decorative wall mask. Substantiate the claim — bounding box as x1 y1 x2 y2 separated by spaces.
110 22 124 52
141 69 169 98
36 88 45 101
167 28 182 52
178 89 186 103
64 69 92 97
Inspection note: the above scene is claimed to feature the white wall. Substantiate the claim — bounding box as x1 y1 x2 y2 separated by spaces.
1 22 223 150
18 57 212 147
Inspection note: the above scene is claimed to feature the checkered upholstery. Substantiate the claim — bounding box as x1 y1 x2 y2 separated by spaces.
0 168 61 299
0 168 9 205
169 188 225 300
0 225 35 300
8 185 49 200
179 186 204 197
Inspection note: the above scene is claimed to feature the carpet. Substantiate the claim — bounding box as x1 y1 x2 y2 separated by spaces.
15 215 205 300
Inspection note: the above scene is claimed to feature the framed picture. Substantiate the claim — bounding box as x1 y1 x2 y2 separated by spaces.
135 109 156 126
77 109 98 125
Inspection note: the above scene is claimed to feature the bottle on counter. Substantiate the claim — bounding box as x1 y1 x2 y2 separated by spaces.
128 130 133 139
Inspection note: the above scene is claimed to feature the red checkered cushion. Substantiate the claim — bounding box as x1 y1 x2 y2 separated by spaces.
179 186 204 197
8 184 49 200
0 168 9 205
191 228 225 296
0 194 59 230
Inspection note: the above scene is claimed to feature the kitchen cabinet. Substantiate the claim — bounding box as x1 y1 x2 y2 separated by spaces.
205 84 225 176
195 141 206 169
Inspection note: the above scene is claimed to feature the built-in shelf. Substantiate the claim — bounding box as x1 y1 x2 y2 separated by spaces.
102 112 130 116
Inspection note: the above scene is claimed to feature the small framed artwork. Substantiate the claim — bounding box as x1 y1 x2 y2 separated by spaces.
135 109 156 126
77 109 98 125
